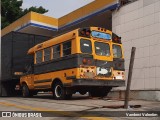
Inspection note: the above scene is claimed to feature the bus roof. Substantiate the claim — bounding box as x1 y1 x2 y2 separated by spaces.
27 27 113 54
28 29 78 54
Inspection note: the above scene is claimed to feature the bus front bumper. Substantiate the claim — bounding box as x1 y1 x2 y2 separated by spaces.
70 79 125 87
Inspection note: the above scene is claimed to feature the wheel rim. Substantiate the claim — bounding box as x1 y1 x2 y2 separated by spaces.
55 85 62 98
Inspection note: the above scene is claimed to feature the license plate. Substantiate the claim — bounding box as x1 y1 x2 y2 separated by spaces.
116 76 123 79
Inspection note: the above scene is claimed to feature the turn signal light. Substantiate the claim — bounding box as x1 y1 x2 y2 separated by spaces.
114 37 118 41
113 37 121 43
86 30 91 36
112 33 122 43
82 58 87 64
80 30 85 35
82 58 92 65
79 28 91 37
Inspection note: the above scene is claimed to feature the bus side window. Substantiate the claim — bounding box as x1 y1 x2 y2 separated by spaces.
63 41 71 57
36 50 42 64
80 39 92 54
44 47 51 62
53 44 60 59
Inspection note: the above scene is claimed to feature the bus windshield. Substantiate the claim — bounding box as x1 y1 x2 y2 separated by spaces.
112 44 122 58
95 42 110 56
91 31 111 40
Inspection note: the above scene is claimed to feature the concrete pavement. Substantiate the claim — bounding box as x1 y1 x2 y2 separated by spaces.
0 93 159 120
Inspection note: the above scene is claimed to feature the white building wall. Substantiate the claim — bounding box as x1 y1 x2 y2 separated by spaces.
112 0 160 90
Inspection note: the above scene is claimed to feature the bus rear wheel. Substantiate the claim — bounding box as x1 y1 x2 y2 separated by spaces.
22 84 32 97
53 82 72 100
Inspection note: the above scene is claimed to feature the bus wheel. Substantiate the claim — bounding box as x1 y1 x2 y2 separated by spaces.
22 84 30 97
53 82 69 100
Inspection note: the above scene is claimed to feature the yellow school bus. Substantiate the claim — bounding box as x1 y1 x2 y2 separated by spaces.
20 27 125 99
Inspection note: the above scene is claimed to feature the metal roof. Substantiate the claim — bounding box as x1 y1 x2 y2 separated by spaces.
2 0 118 37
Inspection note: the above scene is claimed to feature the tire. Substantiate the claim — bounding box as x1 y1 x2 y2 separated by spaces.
22 84 31 97
53 82 72 100
89 87 112 98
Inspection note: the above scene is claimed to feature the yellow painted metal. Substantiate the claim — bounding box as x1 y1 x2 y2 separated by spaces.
30 12 58 26
58 0 115 27
2 12 31 36
2 12 58 37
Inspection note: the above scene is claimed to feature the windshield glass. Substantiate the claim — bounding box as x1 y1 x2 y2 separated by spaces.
91 31 111 40
95 42 110 56
80 39 92 54
112 44 122 58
